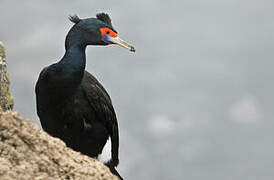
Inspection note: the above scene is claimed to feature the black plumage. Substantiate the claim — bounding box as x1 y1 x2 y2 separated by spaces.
35 13 135 180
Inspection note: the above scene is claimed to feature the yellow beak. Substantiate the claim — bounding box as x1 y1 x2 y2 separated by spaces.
106 35 135 52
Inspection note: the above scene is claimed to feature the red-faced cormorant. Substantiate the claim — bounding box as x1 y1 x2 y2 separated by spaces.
35 13 135 180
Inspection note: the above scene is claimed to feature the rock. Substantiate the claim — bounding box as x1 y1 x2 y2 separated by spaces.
0 42 14 111
0 108 119 180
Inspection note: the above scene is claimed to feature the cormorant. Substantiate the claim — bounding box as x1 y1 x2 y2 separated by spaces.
35 13 135 179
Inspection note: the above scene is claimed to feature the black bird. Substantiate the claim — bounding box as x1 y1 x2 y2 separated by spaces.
35 13 135 179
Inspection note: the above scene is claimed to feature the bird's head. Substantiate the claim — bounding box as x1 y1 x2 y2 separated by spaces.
66 13 135 52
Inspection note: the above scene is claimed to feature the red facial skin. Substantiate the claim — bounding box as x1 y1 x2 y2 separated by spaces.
99 27 118 43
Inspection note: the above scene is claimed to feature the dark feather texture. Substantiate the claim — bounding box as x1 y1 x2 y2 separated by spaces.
96 13 113 28
69 14 82 24
36 13 124 179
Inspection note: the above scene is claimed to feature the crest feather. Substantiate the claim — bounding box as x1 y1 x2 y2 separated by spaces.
96 13 113 28
69 14 81 24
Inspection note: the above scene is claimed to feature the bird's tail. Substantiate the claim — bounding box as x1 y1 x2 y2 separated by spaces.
110 123 119 166
105 159 123 180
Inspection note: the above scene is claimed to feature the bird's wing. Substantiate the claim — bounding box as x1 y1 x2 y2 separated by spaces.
35 66 59 134
82 71 120 166
35 66 49 118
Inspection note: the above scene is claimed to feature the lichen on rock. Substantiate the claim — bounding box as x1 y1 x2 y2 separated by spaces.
0 41 14 111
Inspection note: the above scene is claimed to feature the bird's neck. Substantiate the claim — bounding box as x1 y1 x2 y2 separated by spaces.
56 44 87 89
60 45 86 68
64 27 87 50
60 29 87 72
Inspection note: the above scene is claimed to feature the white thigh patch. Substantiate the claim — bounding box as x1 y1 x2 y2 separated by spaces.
97 138 111 163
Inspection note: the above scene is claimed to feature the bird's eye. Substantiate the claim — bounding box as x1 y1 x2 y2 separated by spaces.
99 27 118 39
